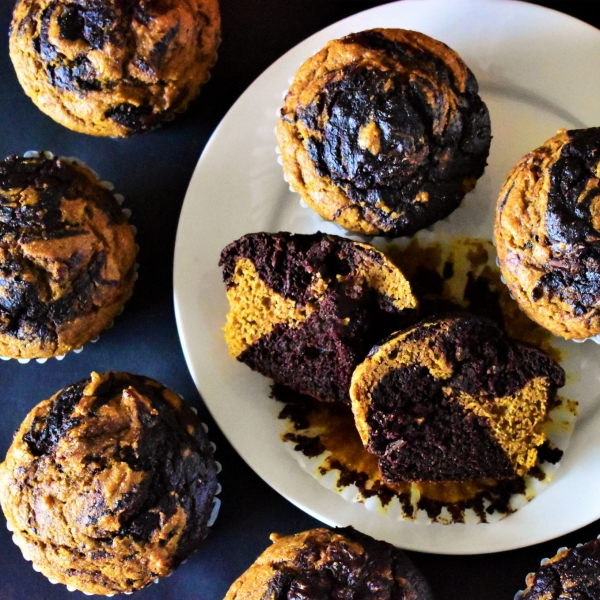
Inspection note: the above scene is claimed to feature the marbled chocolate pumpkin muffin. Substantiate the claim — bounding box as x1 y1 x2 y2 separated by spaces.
519 538 600 600
350 316 565 483
277 28 491 237
219 232 417 404
0 372 219 595
0 153 136 359
225 528 432 600
495 127 600 339
9 0 221 137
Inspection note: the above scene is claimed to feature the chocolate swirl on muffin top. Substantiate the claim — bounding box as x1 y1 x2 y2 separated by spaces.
495 127 600 338
520 538 600 600
224 528 429 600
10 0 221 136
278 29 491 237
0 372 218 595
0 153 136 358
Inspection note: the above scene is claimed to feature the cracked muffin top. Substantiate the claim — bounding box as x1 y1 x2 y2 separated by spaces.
224 527 432 600
9 0 221 136
0 153 136 358
277 28 491 237
495 127 600 339
519 538 600 599
0 372 219 595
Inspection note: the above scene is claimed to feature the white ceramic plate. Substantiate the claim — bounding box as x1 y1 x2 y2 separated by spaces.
174 0 600 554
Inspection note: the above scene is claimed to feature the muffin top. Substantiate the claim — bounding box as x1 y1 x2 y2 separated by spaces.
495 127 600 339
0 153 136 358
277 28 491 237
351 316 565 482
0 372 219 595
9 0 221 136
225 527 430 600
520 538 600 599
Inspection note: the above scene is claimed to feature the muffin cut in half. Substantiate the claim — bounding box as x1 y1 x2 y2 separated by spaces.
10 0 221 136
219 232 417 404
0 153 136 359
277 28 491 237
0 372 219 595
495 127 600 339
350 315 565 483
225 527 433 600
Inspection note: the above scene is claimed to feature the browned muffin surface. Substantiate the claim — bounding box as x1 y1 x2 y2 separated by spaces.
278 28 491 237
495 127 600 339
0 372 219 595
520 538 600 600
0 153 136 358
225 528 431 600
10 0 221 136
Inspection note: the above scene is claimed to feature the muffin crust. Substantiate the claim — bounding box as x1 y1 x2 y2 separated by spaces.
495 127 600 339
10 0 221 136
278 29 491 237
520 538 600 599
0 372 219 595
0 154 136 358
225 528 429 600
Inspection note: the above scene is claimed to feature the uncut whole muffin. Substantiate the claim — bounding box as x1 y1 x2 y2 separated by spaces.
519 538 600 599
225 527 432 600
0 153 136 359
277 28 491 237
9 0 221 137
350 315 565 482
0 372 219 595
495 127 600 339
219 232 417 404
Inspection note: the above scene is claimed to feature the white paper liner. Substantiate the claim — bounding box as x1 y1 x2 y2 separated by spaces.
280 396 577 525
7 408 220 595
0 150 138 363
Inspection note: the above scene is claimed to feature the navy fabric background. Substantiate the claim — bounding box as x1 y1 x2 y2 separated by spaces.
0 1 597 599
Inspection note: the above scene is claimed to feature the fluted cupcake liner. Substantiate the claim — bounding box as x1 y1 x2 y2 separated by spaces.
6 407 221 596
0 150 139 363
280 394 576 525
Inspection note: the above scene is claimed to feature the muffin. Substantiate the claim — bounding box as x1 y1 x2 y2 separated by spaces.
219 232 417 404
224 527 432 600
0 372 219 595
0 153 136 359
277 28 491 237
495 127 600 339
9 0 221 137
350 315 565 483
519 538 600 599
